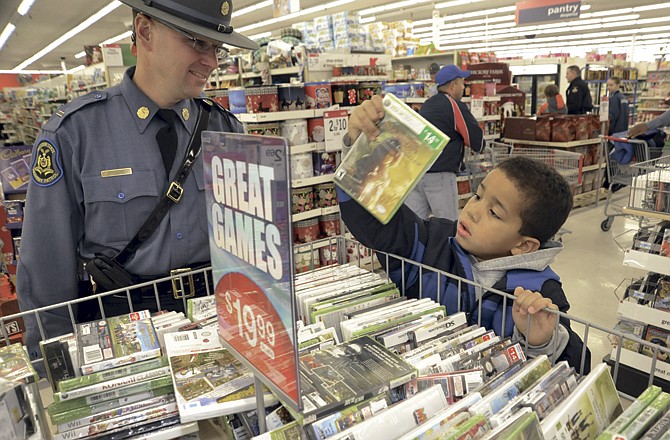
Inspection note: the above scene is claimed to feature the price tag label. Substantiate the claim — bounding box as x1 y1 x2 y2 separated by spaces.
599 97 609 122
324 110 349 152
471 98 484 119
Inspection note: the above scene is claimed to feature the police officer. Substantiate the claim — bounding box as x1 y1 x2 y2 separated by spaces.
565 65 593 115
17 0 258 365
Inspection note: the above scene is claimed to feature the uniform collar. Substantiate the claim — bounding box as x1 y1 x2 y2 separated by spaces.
121 67 198 135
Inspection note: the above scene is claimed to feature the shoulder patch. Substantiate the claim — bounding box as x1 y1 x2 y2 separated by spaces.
31 139 63 187
43 91 108 131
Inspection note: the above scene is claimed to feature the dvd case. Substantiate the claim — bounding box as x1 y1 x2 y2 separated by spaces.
334 93 449 224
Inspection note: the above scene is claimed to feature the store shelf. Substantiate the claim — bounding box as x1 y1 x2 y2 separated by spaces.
330 76 388 82
392 53 453 62
483 134 500 140
622 206 670 222
294 239 338 252
211 73 240 82
292 174 334 188
617 301 670 331
290 143 319 154
501 138 600 148
583 164 604 172
238 110 315 122
637 96 668 100
401 98 428 104
241 72 261 79
313 108 353 117
622 249 670 277
638 108 670 112
477 115 499 122
611 348 670 382
462 96 502 103
292 205 340 221
272 66 301 76
292 208 322 222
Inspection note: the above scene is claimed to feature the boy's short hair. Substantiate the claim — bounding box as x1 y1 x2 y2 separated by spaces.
608 76 621 85
497 156 573 243
544 84 559 97
567 65 581 76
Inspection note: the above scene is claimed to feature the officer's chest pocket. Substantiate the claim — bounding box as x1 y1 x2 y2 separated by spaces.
82 170 159 245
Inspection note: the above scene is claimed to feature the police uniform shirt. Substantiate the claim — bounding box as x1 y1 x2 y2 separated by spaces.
17 66 242 358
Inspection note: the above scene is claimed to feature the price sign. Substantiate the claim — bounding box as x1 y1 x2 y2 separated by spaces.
599 97 609 122
324 109 349 152
470 98 484 119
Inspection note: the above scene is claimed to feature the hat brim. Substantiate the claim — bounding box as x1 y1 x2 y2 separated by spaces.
120 0 259 50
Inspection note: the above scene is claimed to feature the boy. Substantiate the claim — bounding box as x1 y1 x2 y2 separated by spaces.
538 84 567 115
339 96 590 373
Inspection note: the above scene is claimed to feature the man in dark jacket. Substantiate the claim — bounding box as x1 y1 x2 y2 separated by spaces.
565 65 593 115
607 76 629 136
405 65 485 221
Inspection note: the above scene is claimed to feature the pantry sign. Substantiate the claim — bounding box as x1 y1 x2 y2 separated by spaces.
516 0 581 25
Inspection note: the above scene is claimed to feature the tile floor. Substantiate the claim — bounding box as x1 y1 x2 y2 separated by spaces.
551 191 647 372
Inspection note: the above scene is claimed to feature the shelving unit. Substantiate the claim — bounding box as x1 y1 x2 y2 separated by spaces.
583 64 639 120
635 69 670 124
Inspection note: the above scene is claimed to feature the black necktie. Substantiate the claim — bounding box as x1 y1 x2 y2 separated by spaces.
156 109 178 178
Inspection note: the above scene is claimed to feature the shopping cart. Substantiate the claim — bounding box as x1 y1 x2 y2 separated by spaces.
625 154 670 217
600 136 659 231
463 142 513 195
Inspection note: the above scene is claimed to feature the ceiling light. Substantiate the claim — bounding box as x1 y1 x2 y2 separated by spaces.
0 23 16 51
237 0 354 33
359 0 430 16
14 1 122 70
248 31 272 40
360 16 376 24
435 0 484 9
589 8 633 17
74 51 85 59
101 30 133 46
634 2 670 12
233 0 272 18
17 0 36 16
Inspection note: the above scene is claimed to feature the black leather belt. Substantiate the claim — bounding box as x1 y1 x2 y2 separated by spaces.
124 263 211 300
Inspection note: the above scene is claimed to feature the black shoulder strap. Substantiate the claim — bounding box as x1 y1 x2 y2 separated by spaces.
114 101 211 265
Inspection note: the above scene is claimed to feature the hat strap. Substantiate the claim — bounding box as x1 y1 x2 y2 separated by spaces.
142 0 234 34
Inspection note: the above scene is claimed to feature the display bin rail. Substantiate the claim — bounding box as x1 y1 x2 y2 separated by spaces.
626 154 670 219
5 236 670 437
600 136 664 231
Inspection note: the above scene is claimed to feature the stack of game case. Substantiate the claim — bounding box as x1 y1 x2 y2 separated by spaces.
164 328 277 424
0 344 40 439
47 311 187 439
334 93 449 224
598 385 670 440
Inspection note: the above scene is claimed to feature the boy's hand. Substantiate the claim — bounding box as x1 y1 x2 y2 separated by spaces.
348 95 385 144
627 122 648 138
512 287 559 346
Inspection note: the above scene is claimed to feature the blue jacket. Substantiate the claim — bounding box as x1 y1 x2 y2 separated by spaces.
338 188 591 373
608 91 629 136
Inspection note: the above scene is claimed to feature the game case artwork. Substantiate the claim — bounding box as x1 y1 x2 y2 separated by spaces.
334 93 449 224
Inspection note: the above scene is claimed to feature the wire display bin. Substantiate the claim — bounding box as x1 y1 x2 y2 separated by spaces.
464 142 513 193
600 136 662 232
4 236 670 439
626 155 670 217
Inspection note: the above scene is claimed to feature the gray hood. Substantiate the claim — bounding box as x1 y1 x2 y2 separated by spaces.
470 240 563 294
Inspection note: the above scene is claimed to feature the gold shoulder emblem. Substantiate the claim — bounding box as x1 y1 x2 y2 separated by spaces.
32 140 63 187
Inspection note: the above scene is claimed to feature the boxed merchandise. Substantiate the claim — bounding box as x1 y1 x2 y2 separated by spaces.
4 200 23 226
0 378 36 440
503 116 539 141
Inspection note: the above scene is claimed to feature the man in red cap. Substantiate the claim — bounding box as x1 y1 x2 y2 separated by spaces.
405 65 485 221
17 0 258 370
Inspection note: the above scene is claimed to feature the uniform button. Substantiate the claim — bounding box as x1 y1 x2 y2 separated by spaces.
117 192 125 199
176 232 183 239
94 93 102 99
31 351 38 358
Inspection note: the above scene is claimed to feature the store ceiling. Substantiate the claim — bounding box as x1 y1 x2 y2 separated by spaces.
0 0 667 71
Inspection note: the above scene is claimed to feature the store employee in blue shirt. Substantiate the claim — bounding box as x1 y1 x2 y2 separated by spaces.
17 0 258 367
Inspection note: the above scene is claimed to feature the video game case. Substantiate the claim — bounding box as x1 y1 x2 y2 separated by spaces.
406 369 485 405
618 392 670 440
305 393 389 440
49 385 175 426
87 414 181 440
58 357 169 393
396 392 483 440
347 303 446 342
41 334 78 392
443 413 489 440
375 312 442 350
469 355 552 419
641 325 670 360
0 343 39 384
531 369 579 421
57 393 176 433
186 296 217 322
457 339 520 375
48 376 174 417
541 363 623 440
334 93 449 224
53 402 179 440
326 384 449 440
298 327 340 354
299 336 418 417
612 318 646 352
640 406 670 440
472 358 525 397
429 335 501 375
54 366 172 402
598 385 662 438
482 408 543 440
408 312 469 348
124 421 198 440
401 325 482 364
77 311 161 374
251 421 304 440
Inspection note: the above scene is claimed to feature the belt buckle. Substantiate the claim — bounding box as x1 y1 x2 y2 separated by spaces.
167 182 183 203
171 268 196 299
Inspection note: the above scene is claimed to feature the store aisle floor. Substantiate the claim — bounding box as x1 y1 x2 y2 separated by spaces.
552 191 645 372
